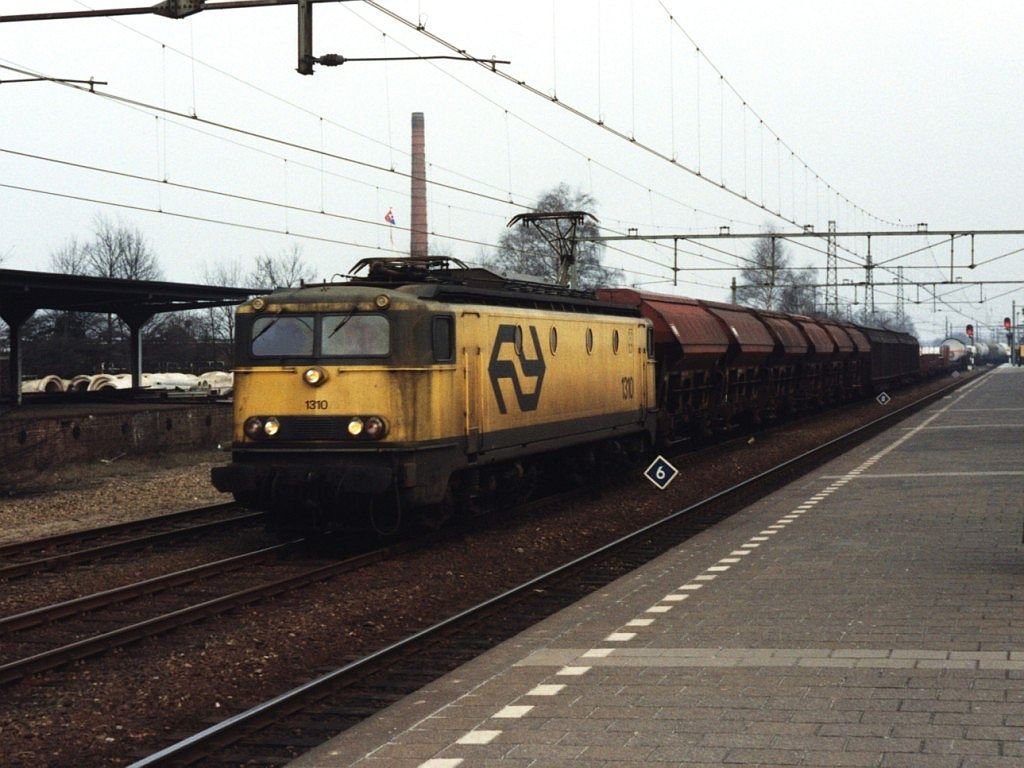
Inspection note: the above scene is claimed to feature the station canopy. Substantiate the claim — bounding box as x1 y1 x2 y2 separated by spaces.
0 268 262 403
0 268 258 318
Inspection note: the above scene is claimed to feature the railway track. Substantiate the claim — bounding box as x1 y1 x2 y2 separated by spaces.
126 370 980 767
0 536 407 686
0 502 262 579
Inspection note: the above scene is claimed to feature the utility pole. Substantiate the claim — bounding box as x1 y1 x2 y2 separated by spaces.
895 266 905 327
826 220 838 317
865 235 875 320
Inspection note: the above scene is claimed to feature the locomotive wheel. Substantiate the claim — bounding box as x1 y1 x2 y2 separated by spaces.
368 488 402 537
415 487 455 530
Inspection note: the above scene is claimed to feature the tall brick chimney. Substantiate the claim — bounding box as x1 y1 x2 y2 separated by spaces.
410 112 428 259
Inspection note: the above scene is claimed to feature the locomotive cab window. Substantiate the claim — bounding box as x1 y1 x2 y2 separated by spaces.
251 315 314 357
321 314 390 357
432 315 454 362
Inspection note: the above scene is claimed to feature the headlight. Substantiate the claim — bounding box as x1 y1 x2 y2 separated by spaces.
303 366 327 386
347 417 364 437
364 416 387 438
244 416 281 439
244 417 263 438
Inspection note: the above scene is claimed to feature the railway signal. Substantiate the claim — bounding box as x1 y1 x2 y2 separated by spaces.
966 324 974 339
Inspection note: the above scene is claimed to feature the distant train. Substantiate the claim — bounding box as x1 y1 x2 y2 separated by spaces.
212 257 925 536
922 338 1009 372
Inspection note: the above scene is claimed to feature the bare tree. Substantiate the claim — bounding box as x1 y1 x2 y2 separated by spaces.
484 184 623 289
735 231 816 314
200 258 247 344
50 237 90 275
249 244 316 289
81 214 163 281
44 216 164 348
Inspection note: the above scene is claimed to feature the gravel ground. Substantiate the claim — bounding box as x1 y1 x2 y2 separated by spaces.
0 373 976 767
0 449 230 546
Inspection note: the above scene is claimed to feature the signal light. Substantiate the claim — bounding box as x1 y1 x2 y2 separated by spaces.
1005 317 1012 331
365 416 386 438
966 324 974 338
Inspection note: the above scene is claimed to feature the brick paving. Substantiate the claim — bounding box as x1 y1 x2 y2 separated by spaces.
290 367 1024 768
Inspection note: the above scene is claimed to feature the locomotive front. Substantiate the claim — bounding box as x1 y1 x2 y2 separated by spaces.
211 281 464 535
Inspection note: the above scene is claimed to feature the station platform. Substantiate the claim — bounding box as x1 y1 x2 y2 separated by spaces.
291 366 1024 768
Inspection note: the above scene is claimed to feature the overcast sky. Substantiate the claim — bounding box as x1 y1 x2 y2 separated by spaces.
2 0 1022 341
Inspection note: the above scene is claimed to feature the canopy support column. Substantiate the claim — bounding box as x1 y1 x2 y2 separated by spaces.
118 309 156 390
0 303 36 405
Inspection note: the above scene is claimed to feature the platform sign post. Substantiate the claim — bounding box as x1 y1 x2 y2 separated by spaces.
644 455 679 490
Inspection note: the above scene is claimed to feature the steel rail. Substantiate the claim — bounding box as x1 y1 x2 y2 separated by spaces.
0 542 395 686
0 541 299 634
0 502 241 561
126 372 983 767
0 508 263 580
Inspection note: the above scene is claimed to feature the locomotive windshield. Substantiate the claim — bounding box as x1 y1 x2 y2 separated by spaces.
249 313 389 358
251 316 314 357
322 314 390 356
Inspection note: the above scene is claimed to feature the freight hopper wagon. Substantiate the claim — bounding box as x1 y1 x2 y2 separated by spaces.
596 289 917 447
212 258 656 535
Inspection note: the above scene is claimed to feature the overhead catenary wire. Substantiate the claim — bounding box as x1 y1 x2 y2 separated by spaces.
2 2 805 287
361 0 874 233
1 45 763 289
3 5 1016 325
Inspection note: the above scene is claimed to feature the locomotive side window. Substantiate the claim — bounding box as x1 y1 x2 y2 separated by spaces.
549 326 558 355
586 328 594 354
251 316 314 357
321 314 390 357
432 315 454 362
612 329 620 353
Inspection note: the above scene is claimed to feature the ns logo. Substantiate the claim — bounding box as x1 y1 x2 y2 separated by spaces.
487 324 546 414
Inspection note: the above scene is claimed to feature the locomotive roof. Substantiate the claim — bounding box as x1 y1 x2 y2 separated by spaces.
276 257 640 317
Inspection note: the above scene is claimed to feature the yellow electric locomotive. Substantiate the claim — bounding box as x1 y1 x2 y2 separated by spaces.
212 257 657 534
